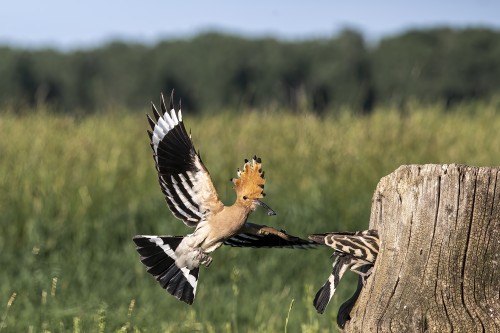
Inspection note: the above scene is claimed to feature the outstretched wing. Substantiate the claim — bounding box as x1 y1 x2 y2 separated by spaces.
224 222 317 249
148 92 223 227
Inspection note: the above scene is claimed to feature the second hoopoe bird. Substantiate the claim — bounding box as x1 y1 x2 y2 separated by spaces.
308 230 380 314
133 92 315 304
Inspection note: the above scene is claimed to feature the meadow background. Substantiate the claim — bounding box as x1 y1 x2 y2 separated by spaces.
1 13 500 331
1 101 500 332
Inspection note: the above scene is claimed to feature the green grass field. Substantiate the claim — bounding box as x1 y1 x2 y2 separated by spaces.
1 103 499 332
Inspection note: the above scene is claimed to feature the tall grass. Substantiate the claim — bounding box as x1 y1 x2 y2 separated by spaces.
1 104 499 332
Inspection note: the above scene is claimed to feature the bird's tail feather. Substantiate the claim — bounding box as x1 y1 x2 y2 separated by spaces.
313 254 351 314
133 235 199 305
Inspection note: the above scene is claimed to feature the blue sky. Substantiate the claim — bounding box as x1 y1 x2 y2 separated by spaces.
1 1 499 49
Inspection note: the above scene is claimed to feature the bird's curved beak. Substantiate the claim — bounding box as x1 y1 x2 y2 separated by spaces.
254 199 276 216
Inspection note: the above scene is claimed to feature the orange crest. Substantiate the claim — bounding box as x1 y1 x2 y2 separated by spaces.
232 156 266 200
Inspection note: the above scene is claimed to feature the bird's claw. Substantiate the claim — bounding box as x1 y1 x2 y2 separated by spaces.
195 249 213 267
257 227 270 236
360 266 374 286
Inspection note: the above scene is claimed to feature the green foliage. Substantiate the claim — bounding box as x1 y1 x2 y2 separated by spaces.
372 28 500 108
5 28 500 115
1 104 500 332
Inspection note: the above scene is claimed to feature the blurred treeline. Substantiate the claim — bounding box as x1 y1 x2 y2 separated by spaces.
1 27 500 114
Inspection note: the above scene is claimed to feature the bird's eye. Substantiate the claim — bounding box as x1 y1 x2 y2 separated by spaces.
243 196 248 200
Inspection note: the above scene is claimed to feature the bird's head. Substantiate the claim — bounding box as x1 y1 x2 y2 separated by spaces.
231 156 276 215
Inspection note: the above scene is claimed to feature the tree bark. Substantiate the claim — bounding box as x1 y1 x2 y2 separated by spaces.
344 164 500 333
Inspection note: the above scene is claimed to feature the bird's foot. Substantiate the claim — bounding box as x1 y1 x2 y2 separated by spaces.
257 226 296 241
257 226 271 236
358 266 374 286
195 249 213 267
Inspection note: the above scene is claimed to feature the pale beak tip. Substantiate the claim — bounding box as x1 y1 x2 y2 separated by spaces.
255 199 277 216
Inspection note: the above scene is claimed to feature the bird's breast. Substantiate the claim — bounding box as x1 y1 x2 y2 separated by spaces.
205 205 250 242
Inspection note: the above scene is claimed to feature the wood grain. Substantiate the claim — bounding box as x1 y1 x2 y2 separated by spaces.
344 164 500 333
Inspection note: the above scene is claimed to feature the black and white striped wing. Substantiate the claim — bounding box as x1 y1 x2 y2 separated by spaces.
309 230 379 264
309 230 380 314
148 93 223 227
313 253 353 314
224 223 317 249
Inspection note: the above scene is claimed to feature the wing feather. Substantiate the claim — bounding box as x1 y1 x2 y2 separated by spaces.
224 222 317 249
308 231 380 315
148 92 223 227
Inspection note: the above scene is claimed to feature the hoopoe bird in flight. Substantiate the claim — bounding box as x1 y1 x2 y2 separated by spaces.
133 92 315 304
308 230 379 315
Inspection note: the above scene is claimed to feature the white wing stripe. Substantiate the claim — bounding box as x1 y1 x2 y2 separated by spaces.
170 175 203 218
153 125 166 141
170 109 179 124
164 111 176 129
171 177 203 218
152 133 161 147
160 172 203 223
165 185 199 222
178 173 196 198
157 117 171 133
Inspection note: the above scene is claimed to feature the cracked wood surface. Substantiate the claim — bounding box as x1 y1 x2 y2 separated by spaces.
344 164 500 333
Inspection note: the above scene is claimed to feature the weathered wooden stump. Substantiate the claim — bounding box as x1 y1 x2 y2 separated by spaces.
344 164 500 332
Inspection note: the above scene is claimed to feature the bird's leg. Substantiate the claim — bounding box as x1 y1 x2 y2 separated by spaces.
195 248 213 267
351 265 374 286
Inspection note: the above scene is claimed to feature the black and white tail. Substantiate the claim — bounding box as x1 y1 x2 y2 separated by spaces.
133 235 199 304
